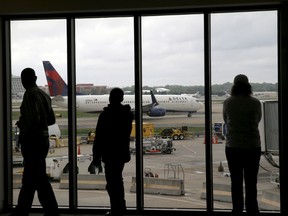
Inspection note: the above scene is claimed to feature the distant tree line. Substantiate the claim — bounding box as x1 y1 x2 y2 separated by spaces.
119 82 278 96
87 83 277 95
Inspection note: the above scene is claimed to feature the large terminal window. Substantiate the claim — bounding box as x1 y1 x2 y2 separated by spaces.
75 17 135 208
7 9 280 213
141 14 205 209
211 11 279 211
10 19 69 207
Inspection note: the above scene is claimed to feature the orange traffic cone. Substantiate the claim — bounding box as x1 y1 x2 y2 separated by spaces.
204 134 219 144
214 135 218 144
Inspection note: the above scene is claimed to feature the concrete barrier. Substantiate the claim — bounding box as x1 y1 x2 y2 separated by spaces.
130 177 185 196
201 182 281 210
260 189 280 211
200 182 232 202
59 173 106 190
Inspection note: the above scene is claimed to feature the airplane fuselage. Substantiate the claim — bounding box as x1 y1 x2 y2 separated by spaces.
52 94 203 114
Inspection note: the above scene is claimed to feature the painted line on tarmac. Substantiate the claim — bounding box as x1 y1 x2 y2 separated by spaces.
182 145 197 154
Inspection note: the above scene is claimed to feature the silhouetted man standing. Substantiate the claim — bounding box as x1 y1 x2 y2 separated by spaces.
93 88 133 216
11 68 59 216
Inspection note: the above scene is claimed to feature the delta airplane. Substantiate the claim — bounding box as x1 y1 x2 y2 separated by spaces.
181 91 201 98
43 61 204 117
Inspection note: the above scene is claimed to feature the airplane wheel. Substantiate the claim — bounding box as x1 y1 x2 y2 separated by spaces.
188 113 192 117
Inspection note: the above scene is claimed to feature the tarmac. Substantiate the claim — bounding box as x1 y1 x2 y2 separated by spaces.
8 101 281 214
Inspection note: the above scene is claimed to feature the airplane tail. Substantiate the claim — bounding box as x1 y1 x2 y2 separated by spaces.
43 61 68 96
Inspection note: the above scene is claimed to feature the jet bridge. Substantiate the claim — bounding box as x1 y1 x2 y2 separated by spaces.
259 100 279 186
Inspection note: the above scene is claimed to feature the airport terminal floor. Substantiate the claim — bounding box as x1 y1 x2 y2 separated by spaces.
0 212 268 216
0 211 283 216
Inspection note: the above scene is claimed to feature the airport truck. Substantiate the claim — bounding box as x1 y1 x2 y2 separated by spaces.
159 126 188 140
130 122 155 140
213 122 226 140
86 122 155 143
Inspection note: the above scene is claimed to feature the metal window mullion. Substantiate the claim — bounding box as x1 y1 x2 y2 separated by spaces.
134 15 144 212
67 17 78 210
204 12 214 212
2 18 13 210
278 3 288 214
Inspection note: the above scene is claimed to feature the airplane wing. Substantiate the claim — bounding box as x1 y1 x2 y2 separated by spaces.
143 90 159 112
132 90 166 117
133 90 158 112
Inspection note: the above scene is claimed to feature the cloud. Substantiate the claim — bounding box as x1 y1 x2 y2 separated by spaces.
10 11 277 88
211 11 277 84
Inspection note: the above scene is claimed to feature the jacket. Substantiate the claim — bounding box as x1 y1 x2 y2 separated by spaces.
93 103 133 165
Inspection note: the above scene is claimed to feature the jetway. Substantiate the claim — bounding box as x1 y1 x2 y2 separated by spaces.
259 100 279 186
259 100 279 156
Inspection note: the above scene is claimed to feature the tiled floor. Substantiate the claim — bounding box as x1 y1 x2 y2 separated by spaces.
0 212 164 216
0 212 214 216
1 214 105 216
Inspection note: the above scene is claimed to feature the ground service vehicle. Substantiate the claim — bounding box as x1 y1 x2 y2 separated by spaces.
130 138 175 154
86 130 95 144
214 122 226 140
160 126 188 140
86 122 155 143
130 122 154 140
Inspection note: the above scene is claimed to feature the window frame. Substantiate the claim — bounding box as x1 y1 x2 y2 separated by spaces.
2 4 287 214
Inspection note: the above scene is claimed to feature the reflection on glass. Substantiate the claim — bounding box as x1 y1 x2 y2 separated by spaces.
142 14 205 209
11 19 68 207
75 17 135 209
211 11 279 212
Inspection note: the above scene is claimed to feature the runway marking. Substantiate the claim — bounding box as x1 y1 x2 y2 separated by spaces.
182 145 197 154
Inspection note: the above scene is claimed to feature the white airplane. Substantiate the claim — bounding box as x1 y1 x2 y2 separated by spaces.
253 91 278 99
181 91 201 98
155 87 170 93
43 61 204 117
224 91 230 98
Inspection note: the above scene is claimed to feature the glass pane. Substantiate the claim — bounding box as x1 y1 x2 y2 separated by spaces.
142 14 206 209
211 11 279 212
11 20 68 207
75 17 135 209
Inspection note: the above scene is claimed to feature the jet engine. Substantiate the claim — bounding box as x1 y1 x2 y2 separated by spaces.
147 108 166 117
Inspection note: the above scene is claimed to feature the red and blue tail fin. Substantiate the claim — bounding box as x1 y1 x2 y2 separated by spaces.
43 61 68 96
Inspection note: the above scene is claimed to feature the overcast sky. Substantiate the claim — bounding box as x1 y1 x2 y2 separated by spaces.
10 11 277 88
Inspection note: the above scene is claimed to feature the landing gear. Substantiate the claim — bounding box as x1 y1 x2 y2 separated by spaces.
188 112 192 117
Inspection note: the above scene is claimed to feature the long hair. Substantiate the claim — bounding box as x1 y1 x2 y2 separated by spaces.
231 83 252 96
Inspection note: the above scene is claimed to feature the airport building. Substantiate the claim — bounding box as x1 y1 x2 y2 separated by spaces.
1 1 288 216
11 75 24 99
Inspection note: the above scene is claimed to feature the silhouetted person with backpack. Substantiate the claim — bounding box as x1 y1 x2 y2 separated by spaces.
10 68 59 216
93 88 133 216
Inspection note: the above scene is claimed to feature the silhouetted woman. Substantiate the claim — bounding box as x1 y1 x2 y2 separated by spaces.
223 74 262 214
